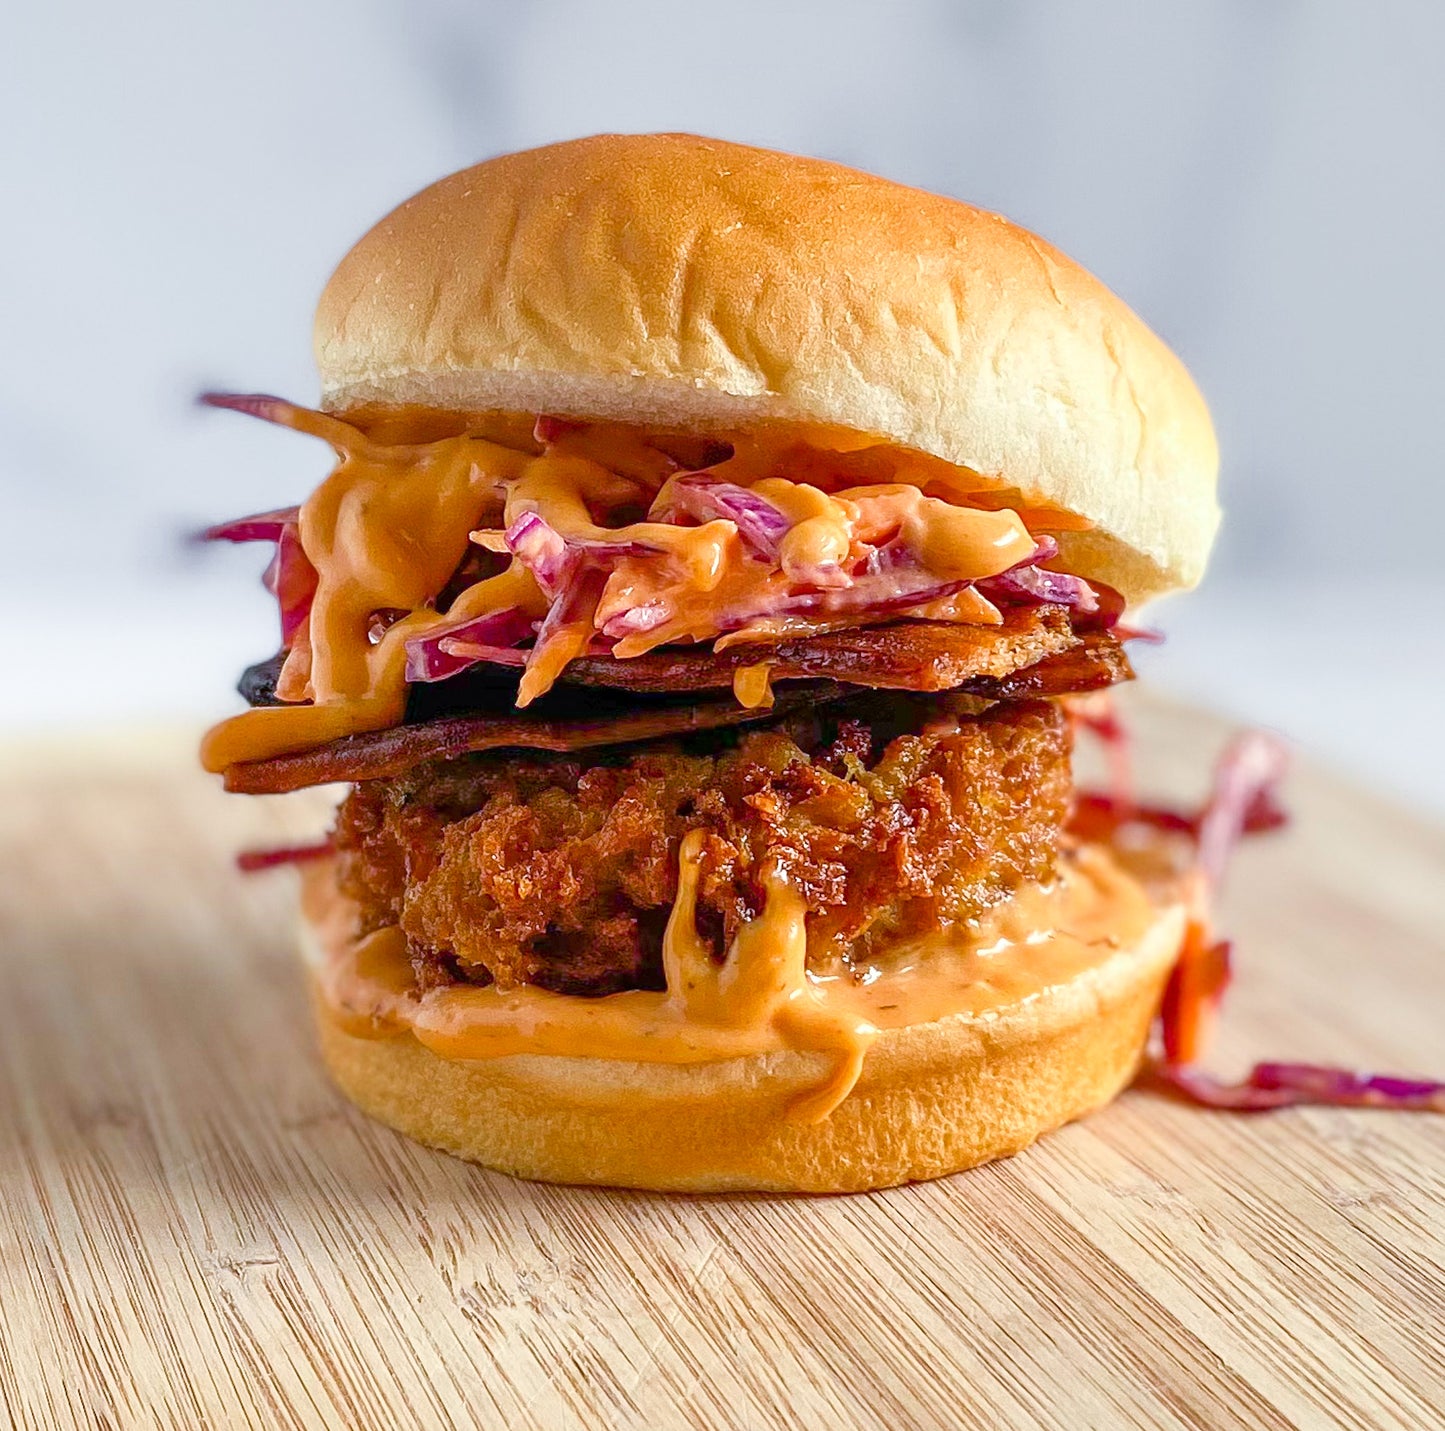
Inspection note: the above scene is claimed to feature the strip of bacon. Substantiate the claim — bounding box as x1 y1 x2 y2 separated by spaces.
222 684 844 795
568 608 1115 694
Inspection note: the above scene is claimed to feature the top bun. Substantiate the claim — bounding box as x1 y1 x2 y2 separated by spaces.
314 134 1218 603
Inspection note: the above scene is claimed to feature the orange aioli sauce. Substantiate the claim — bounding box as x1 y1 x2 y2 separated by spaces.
731 662 776 709
202 407 1051 772
304 841 1177 1123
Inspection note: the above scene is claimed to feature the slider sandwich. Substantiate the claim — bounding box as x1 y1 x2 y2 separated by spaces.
202 134 1231 1190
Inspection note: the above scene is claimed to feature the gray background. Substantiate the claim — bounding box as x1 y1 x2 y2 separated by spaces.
5 0 1443 812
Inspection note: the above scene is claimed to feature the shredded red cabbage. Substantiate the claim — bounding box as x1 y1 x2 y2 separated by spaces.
262 525 318 646
787 537 981 617
600 559 978 644
823 567 973 618
1071 692 1136 813
1075 720 1440 1116
521 565 607 697
199 392 378 453
865 534 1114 627
655 476 791 560
533 415 581 444
1194 731 1291 896
200 506 317 645
201 391 297 425
600 535 1104 644
1114 622 1165 645
1070 793 1198 842
204 397 1125 702
1159 1063 1445 1113
499 511 661 600
405 607 537 682
1075 580 1127 633
504 511 571 595
436 640 530 668
1072 721 1288 847
970 536 1104 617
466 486 1124 678
199 507 300 544
1160 730 1290 1064
978 562 1099 615
784 559 852 590
601 604 672 640
235 839 333 873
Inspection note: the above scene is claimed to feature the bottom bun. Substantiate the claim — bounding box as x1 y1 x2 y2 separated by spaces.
303 897 1184 1194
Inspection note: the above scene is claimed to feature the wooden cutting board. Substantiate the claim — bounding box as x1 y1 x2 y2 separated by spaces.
2 694 1442 1431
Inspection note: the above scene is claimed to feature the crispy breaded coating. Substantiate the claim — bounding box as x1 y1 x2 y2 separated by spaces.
333 695 1071 996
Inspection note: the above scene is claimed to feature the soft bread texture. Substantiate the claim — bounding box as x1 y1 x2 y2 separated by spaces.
302 902 1185 1193
314 133 1218 604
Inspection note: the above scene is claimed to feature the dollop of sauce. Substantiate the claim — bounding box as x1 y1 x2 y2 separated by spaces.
304 840 1175 1123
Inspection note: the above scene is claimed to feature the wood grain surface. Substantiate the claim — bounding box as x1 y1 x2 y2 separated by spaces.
2 695 1443 1430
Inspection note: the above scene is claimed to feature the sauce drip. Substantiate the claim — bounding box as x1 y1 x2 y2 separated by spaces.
305 842 1175 1123
731 662 776 709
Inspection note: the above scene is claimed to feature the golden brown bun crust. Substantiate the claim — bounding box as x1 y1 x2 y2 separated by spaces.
314 134 1218 604
304 904 1184 1194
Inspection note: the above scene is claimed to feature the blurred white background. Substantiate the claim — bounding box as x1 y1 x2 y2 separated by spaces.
5 0 1443 814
